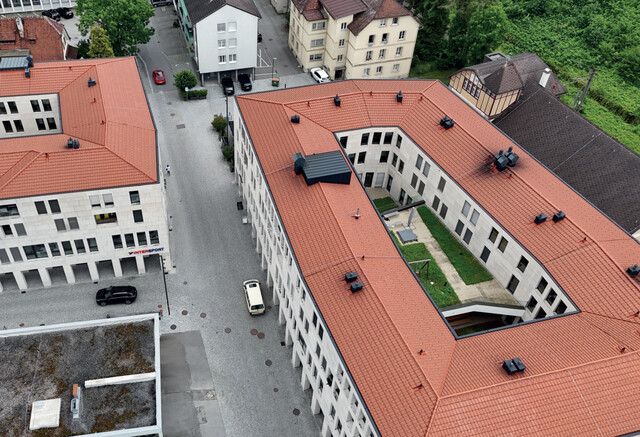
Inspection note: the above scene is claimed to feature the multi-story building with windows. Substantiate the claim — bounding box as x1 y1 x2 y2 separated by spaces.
0 57 172 292
289 0 418 80
233 81 640 436
0 0 74 13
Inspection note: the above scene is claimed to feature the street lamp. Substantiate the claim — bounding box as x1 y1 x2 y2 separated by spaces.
271 57 277 79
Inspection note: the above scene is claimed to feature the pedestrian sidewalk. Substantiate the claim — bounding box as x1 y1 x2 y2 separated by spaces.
389 209 520 306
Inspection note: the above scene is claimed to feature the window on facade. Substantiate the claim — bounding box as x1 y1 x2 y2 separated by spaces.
14 223 26 236
381 33 388 44
517 256 529 272
228 22 236 31
383 132 393 144
88 238 98 252
463 228 473 244
396 47 402 56
380 18 387 26
89 195 101 208
61 241 73 255
23 244 47 259
62 218 77 231
150 230 160 245
417 181 425 196
36 118 46 131
310 53 322 61
489 227 499 243
415 155 423 170
337 54 343 62
398 160 404 174
137 232 148 246
368 35 374 45
341 22 347 30
113 235 123 249
8 101 18 113
357 152 366 164
437 177 446 192
348 153 356 164
555 300 567 314
0 249 9 264
2 224 12 236
470 209 480 225
380 150 389 163
432 196 440 211
125 233 135 248
229 38 237 47
480 246 490 262
311 22 325 30
410 174 418 188
339 39 345 47
130 191 140 204
74 239 86 254
396 136 402 149
391 153 398 166
507 275 520 293
365 50 372 61
318 324 324 339
0 102 6 114
376 66 383 74
2 120 13 133
229 54 237 63
46 118 56 130
537 278 548 293
363 67 370 76
48 199 60 213
361 132 369 145
545 289 557 306
95 213 117 225
35 201 47 214
42 99 52 111
392 17 399 25
439 203 448 219
372 132 382 144
218 39 226 48
526 296 537 312
11 247 23 261
133 210 144 223
339 136 348 148
498 237 508 252
54 218 66 231
534 308 547 319
217 23 225 32
311 39 324 47
103 193 114 207
455 220 464 236
31 100 41 112
399 189 406 204
392 63 400 72
14 120 24 132
461 201 470 217
399 30 406 40
219 55 226 63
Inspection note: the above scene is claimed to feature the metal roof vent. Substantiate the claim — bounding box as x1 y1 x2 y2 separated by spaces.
27 54 33 67
66 138 73 149
293 152 306 175
502 358 525 375
291 115 300 123
88 77 96 87
504 146 519 167
494 149 509 171
345 272 358 283
440 116 454 129
73 139 80 149
334 94 341 107
627 265 640 276
534 213 547 224
552 211 566 222
24 67 30 78
350 281 363 293
397 91 403 103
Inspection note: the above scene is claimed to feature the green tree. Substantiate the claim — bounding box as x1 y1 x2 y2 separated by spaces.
174 70 198 94
466 1 509 64
410 0 449 62
75 0 155 56
87 25 114 58
618 46 640 86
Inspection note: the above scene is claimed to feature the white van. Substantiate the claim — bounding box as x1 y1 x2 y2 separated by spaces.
242 280 265 315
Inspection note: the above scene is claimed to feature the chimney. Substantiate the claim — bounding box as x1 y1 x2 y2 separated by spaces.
15 17 24 39
539 68 551 88
293 152 306 175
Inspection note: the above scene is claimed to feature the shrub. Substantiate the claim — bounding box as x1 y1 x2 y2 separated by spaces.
187 89 208 98
211 115 227 133
221 145 234 162
174 70 197 95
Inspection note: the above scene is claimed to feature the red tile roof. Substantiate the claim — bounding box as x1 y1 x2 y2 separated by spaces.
237 80 640 436
0 17 66 61
0 58 157 200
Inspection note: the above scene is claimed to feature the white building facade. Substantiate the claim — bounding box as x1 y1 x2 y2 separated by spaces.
0 0 74 13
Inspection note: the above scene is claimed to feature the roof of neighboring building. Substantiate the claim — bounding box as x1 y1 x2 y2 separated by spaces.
292 0 326 21
348 0 412 35
236 80 640 436
0 17 66 61
319 0 367 19
182 0 261 24
494 80 640 234
453 52 567 96
0 57 157 200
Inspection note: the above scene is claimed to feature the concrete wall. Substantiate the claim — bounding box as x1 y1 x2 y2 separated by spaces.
0 93 61 139
194 5 258 75
0 182 172 292
270 0 287 14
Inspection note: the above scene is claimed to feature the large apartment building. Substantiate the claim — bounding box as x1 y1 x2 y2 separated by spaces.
289 0 418 80
0 57 172 292
233 81 640 436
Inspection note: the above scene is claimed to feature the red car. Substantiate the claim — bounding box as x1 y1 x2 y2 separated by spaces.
153 69 166 85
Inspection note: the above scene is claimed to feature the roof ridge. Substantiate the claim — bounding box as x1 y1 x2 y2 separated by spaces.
0 151 40 191
102 123 157 180
579 312 640 349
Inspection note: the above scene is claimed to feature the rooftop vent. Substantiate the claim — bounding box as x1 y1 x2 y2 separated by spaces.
293 152 306 175
66 138 73 149
73 139 79 149
291 115 300 123
334 94 341 107
627 265 640 277
397 91 403 103
539 67 551 88
502 358 525 375
24 67 30 78
494 147 519 171
504 146 519 167
440 116 454 129
552 211 566 222
345 272 358 283
27 54 33 68
350 281 363 293
88 77 96 87
534 213 547 224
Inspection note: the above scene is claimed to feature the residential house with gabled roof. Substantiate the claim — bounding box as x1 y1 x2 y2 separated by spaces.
289 0 418 80
0 17 71 61
176 0 261 83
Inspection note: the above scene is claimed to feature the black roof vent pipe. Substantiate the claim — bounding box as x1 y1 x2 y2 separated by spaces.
334 94 341 107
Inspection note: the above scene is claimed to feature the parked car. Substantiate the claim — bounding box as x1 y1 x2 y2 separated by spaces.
221 77 234 96
242 280 265 315
42 9 61 21
152 69 166 85
55 7 74 19
96 285 137 306
310 67 331 83
238 74 252 91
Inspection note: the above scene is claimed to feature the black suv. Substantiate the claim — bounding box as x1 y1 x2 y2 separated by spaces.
96 286 137 306
238 74 252 91
55 7 74 19
42 9 61 21
221 77 234 96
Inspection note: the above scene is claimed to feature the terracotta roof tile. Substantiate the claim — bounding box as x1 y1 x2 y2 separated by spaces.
0 58 157 199
236 80 640 436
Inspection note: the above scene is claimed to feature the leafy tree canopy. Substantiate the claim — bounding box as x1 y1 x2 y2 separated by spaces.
75 0 155 56
174 70 198 91
87 25 115 58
